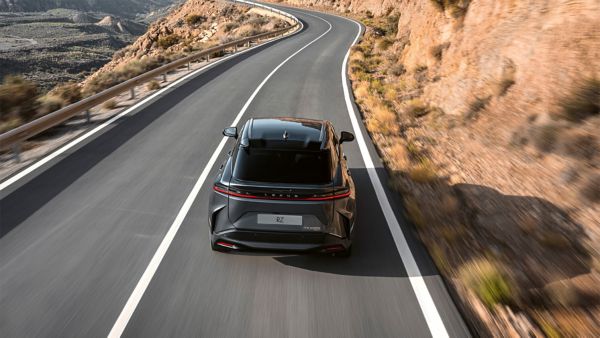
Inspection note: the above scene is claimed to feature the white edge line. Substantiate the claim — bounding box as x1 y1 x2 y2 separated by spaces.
0 8 299 193
107 5 334 337
338 15 450 338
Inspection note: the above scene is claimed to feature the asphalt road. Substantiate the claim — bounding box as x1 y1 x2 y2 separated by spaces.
0 4 470 338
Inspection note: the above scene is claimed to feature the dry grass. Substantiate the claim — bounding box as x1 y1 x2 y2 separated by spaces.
365 99 400 135
408 160 438 183
387 142 410 169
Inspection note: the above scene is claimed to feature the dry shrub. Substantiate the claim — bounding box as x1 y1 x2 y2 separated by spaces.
365 101 399 135
224 22 239 32
497 77 515 97
157 34 180 49
408 160 437 183
389 63 406 77
464 96 490 120
560 130 597 161
0 117 22 133
377 38 393 51
147 80 161 91
579 174 600 203
0 75 39 122
37 95 65 115
459 258 514 309
353 82 369 102
102 99 118 110
185 14 206 26
430 43 450 61
384 85 398 102
532 123 560 152
556 78 599 123
430 0 471 18
50 82 82 105
387 142 410 169
84 57 166 95
405 99 430 119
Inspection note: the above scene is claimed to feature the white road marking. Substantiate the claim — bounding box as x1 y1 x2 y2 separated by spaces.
0 23 297 193
107 8 334 338
339 15 450 338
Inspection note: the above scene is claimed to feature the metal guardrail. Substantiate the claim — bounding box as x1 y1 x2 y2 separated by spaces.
0 0 299 160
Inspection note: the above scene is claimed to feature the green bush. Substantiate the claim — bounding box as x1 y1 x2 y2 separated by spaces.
459 259 514 309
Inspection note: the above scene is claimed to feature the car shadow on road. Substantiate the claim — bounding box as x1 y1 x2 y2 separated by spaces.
0 29 307 238
273 167 434 278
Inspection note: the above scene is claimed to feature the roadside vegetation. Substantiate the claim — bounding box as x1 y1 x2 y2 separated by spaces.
348 8 599 337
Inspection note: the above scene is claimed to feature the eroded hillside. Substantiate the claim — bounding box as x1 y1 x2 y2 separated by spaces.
270 0 599 336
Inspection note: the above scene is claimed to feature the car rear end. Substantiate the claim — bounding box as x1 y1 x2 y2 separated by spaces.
209 120 354 254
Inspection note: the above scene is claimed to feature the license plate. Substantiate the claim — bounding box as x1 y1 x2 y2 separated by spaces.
257 214 302 226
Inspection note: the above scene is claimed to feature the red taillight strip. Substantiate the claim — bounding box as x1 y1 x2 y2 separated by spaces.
213 186 350 201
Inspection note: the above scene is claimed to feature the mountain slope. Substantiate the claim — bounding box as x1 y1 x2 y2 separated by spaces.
0 0 182 17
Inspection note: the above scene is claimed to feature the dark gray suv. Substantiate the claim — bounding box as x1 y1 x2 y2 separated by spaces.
208 117 356 256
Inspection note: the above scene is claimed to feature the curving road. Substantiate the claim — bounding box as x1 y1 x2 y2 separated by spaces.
0 3 470 338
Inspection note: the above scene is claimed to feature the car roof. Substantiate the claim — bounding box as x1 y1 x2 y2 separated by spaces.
240 117 329 150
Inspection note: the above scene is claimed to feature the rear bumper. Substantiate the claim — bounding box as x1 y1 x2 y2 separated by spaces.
212 229 351 252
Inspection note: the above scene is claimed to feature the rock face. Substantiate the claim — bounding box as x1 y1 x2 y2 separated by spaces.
278 0 599 121
85 0 288 85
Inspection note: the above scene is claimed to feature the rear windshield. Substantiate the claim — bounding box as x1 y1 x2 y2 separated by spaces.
233 147 333 184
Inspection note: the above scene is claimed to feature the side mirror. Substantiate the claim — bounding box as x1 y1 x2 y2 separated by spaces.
339 131 355 144
223 127 238 139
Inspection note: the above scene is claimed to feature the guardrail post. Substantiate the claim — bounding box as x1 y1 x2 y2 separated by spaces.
13 143 21 163
206 55 210 62
130 88 135 99
162 73 167 83
85 109 91 124
187 62 191 71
